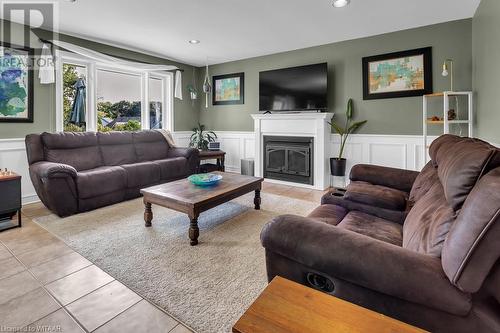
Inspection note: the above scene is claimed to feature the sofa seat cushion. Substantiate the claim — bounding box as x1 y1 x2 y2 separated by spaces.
307 204 348 226
120 162 161 188
152 157 188 180
403 182 456 258
344 181 408 211
76 166 127 199
338 211 403 246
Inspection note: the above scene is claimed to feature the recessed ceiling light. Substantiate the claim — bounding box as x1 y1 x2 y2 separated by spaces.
332 0 350 8
188 40 200 44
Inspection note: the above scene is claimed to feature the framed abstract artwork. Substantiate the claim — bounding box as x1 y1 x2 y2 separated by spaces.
212 72 244 105
362 47 432 100
0 43 34 122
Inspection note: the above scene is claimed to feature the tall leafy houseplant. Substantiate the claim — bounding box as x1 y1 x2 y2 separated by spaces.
189 123 217 151
328 99 367 176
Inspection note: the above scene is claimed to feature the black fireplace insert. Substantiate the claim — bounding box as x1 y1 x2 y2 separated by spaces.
263 136 314 185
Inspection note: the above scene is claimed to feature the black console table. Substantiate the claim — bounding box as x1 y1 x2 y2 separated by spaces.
0 172 22 231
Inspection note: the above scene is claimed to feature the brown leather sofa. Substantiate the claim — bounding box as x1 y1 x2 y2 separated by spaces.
26 130 199 217
261 135 500 332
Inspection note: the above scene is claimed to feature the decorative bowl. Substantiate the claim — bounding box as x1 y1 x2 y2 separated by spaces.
188 173 223 186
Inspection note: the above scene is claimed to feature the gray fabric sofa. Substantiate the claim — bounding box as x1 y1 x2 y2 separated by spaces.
26 130 199 217
261 135 500 332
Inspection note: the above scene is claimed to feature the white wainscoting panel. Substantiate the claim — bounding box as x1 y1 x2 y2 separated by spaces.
330 134 439 176
174 132 439 178
172 131 255 173
0 138 38 204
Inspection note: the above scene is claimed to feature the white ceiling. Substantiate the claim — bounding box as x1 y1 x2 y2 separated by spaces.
24 0 484 66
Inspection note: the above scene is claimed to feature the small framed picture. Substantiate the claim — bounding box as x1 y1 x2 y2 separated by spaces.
0 42 34 122
212 72 244 105
362 47 432 100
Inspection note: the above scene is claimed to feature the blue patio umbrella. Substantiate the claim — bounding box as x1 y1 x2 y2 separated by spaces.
70 78 86 125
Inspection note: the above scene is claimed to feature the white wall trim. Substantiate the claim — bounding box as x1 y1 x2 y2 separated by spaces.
172 131 442 178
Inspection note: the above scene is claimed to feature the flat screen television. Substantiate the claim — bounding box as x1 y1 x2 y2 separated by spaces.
259 63 328 112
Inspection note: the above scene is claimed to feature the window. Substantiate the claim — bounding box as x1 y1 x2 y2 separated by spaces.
149 76 163 129
62 63 87 132
97 69 142 132
56 51 174 133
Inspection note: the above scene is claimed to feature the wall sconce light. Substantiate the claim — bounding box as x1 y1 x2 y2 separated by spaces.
442 59 454 92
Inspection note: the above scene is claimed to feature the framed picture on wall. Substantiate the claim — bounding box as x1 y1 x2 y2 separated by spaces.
362 47 432 100
212 72 244 105
0 43 34 122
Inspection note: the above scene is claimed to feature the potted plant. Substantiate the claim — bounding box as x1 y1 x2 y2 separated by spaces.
328 99 367 176
189 123 217 150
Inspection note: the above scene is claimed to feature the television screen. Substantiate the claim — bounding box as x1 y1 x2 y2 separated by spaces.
259 63 328 112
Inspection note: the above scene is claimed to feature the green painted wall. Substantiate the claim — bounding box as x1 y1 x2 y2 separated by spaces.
0 21 199 139
198 19 473 134
473 0 500 143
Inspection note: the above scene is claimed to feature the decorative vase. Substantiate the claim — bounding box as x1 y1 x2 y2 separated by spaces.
330 158 346 177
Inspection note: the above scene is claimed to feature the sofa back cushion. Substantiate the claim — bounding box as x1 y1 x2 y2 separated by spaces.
408 161 437 209
133 130 169 162
41 132 102 171
98 132 137 166
442 168 500 293
403 181 456 257
428 134 463 166
25 134 44 165
430 135 500 211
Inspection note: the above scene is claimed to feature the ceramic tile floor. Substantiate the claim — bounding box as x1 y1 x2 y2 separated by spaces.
0 182 329 332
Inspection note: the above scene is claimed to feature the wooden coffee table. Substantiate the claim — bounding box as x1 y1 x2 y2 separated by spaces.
233 276 428 333
140 172 264 246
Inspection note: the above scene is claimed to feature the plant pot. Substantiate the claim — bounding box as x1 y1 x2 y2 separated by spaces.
330 158 346 177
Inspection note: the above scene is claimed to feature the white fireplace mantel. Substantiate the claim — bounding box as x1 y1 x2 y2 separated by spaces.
251 113 334 190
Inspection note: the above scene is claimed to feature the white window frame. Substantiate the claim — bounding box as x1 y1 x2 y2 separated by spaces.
55 50 174 132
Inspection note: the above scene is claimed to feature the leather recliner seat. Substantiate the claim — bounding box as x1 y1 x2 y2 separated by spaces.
261 134 500 333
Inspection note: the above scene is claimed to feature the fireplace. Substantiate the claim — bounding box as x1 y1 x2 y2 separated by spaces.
263 136 314 185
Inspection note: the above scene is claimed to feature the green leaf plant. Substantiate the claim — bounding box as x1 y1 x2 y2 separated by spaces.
328 99 367 160
189 123 218 150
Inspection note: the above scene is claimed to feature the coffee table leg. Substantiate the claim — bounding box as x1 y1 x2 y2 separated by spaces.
144 202 153 227
254 189 261 210
189 214 200 246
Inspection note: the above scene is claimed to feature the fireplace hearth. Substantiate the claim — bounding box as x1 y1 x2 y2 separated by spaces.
263 136 314 185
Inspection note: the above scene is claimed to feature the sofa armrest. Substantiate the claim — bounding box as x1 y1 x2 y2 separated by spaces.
168 147 199 159
29 162 78 217
321 192 406 224
261 215 471 316
167 147 200 174
350 164 419 193
30 161 77 179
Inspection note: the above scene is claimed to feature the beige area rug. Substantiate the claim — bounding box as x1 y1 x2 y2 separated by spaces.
34 192 316 333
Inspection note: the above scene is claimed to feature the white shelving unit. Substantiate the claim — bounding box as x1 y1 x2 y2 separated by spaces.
423 91 473 163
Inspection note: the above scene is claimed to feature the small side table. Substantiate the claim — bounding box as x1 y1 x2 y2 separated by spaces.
233 276 427 333
198 150 226 173
0 172 22 232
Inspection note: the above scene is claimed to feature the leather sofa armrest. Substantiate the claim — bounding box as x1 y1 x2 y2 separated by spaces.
350 164 419 193
167 147 200 174
167 147 199 159
261 215 471 316
321 192 406 224
30 161 77 179
29 162 78 217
